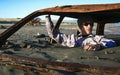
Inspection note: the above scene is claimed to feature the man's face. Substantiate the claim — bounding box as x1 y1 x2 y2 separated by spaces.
79 21 93 35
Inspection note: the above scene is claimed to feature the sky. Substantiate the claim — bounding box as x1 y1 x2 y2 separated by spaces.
0 0 120 18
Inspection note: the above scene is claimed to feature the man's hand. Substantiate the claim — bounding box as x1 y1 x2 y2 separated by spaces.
83 44 101 51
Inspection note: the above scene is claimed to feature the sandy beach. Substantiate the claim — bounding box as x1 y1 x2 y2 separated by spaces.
0 23 120 75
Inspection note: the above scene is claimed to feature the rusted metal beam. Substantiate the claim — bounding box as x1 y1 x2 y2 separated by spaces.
0 54 120 74
50 15 65 43
96 22 105 35
39 3 120 23
0 61 62 75
54 15 65 31
40 3 120 13
0 11 40 46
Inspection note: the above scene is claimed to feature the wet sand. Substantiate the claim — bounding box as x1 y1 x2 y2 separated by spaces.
0 24 120 75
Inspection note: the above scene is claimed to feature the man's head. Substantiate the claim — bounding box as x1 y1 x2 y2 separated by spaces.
77 16 94 35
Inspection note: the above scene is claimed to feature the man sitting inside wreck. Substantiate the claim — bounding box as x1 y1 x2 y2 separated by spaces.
45 15 116 51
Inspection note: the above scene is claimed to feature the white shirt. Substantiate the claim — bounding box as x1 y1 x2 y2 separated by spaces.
52 33 116 48
45 16 116 48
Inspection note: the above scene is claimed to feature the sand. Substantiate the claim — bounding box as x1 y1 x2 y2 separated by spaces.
0 24 120 75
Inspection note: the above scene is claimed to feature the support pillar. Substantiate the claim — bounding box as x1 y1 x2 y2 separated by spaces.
53 15 64 32
96 22 105 35
50 15 64 43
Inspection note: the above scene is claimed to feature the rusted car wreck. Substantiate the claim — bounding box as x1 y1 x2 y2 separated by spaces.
0 3 120 46
0 3 120 74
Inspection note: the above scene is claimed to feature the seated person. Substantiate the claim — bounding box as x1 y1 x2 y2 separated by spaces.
45 15 116 51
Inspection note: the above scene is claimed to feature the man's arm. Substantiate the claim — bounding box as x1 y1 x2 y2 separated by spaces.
45 15 76 47
45 15 54 39
83 35 117 51
45 15 66 45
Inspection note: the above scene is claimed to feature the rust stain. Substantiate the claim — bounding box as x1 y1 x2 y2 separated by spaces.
0 54 120 74
39 3 120 13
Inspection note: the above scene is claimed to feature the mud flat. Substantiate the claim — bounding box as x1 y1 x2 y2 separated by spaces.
0 24 120 75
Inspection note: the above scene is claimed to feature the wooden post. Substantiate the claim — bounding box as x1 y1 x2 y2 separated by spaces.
96 22 105 35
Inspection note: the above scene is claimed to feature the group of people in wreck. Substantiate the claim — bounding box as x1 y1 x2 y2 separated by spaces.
43 15 117 51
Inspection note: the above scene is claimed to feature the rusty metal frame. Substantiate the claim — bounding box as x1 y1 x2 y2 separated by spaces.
0 3 120 46
0 3 120 74
0 54 120 73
